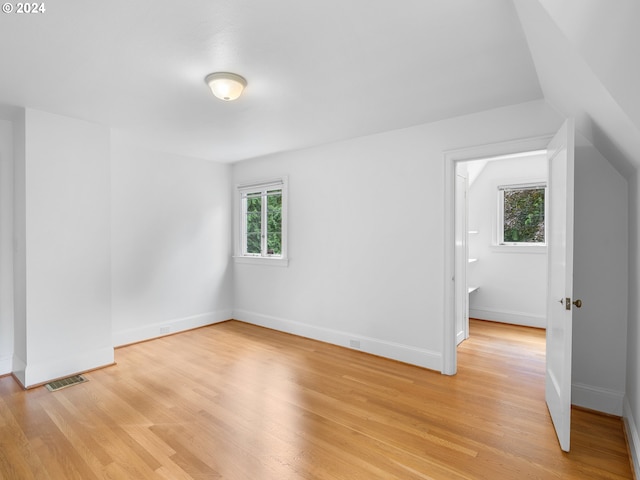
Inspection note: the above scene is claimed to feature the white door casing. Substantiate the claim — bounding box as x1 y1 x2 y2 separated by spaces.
545 119 575 452
443 136 552 375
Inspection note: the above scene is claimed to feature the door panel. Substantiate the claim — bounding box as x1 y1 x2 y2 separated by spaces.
545 119 575 452
455 172 469 345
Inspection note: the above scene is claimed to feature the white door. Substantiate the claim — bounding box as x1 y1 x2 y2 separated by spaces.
455 172 469 345
545 119 575 452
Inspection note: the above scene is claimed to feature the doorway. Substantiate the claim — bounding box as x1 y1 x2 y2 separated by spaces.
455 151 549 348
445 122 630 453
442 136 553 375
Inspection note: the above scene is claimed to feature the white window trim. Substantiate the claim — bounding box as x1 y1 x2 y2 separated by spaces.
493 179 548 252
234 176 288 266
490 244 547 254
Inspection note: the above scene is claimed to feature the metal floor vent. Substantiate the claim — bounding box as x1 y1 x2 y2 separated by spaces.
45 374 88 392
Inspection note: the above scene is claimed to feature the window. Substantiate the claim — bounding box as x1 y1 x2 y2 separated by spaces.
237 178 287 264
498 183 546 245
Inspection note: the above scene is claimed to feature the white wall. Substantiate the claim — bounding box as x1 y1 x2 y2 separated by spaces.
6 110 234 384
537 0 640 130
626 171 640 474
0 119 13 374
467 155 548 328
571 139 629 416
14 109 113 387
232 100 562 371
12 108 26 376
111 138 233 346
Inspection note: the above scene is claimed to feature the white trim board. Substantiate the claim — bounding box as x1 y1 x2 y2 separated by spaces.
623 398 640 479
469 308 546 329
112 309 233 347
233 309 442 372
572 382 624 416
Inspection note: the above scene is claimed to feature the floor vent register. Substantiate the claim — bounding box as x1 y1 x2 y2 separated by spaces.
45 374 88 392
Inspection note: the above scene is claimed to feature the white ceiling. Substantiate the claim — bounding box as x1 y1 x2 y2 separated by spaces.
0 0 543 162
514 0 640 175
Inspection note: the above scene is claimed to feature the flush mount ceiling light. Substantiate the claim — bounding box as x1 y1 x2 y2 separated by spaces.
204 72 247 101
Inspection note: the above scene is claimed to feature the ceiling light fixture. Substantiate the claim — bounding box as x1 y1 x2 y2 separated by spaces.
204 72 247 101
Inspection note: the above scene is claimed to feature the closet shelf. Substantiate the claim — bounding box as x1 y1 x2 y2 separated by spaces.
468 286 479 294
468 258 478 263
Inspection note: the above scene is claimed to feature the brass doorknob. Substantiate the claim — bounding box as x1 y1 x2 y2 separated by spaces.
573 299 582 308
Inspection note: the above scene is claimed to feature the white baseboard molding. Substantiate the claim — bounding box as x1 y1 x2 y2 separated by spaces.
572 382 624 416
233 309 442 372
0 354 12 376
18 346 114 389
12 354 26 385
469 307 546 329
113 309 233 347
623 398 640 479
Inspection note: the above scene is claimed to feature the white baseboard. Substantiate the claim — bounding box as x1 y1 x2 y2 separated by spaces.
572 382 624 416
12 354 26 385
469 307 546 328
0 354 12 376
233 309 442 372
19 346 114 388
624 398 640 479
113 309 233 347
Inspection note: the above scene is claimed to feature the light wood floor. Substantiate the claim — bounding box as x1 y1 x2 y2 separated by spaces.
0 319 633 479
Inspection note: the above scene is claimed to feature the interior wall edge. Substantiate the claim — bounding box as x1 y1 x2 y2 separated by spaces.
623 397 640 478
11 354 25 385
233 309 442 372
21 346 113 389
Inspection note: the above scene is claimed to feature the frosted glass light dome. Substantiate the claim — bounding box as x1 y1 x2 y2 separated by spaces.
205 72 247 101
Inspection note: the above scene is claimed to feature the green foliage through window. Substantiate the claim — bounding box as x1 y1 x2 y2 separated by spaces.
245 196 262 254
502 186 545 244
266 192 282 255
242 188 283 256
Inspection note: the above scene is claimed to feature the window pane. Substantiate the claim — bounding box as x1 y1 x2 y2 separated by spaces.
246 196 262 213
267 233 281 255
266 193 282 255
245 196 262 254
503 188 545 243
246 233 261 254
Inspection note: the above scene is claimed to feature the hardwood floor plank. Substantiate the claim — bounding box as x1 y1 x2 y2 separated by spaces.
0 319 633 479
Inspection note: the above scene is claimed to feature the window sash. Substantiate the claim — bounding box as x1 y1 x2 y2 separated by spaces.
240 185 284 257
498 182 546 192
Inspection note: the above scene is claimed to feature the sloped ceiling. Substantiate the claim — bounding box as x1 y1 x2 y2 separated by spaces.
0 0 542 162
0 1 635 170
514 0 640 176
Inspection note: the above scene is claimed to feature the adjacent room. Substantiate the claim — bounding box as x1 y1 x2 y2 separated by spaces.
1 1 639 478
467 152 548 329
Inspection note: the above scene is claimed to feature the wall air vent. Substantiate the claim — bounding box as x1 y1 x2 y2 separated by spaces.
45 374 88 392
